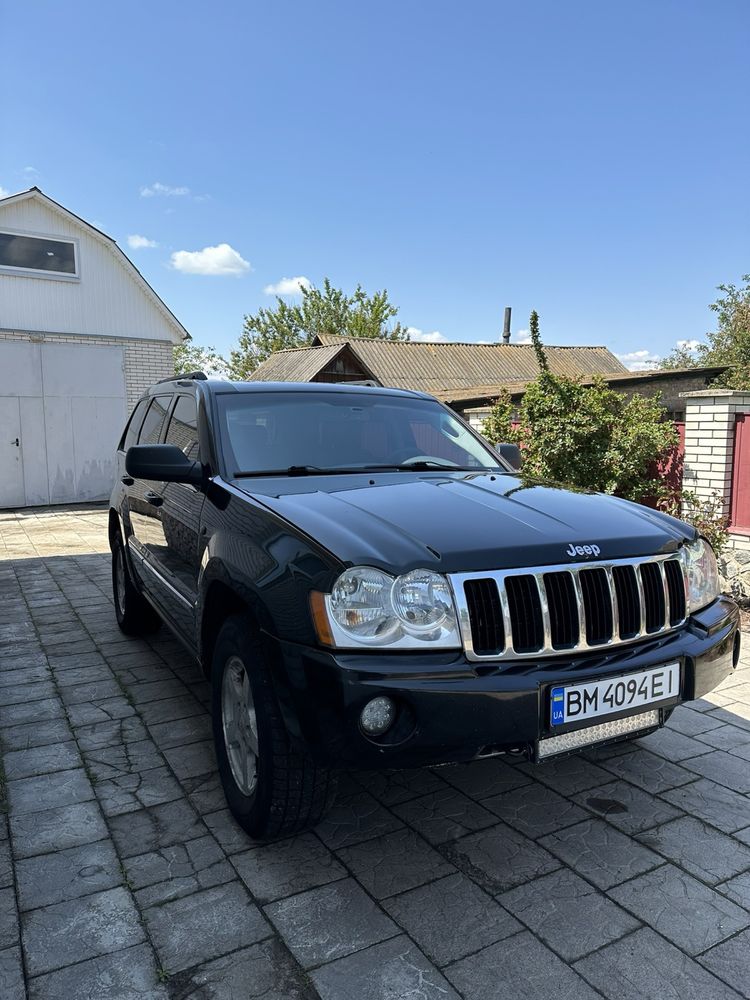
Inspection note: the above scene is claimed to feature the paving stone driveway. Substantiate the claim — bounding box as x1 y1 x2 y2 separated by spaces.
1 505 750 999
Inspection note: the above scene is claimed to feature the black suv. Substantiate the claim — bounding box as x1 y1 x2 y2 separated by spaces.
109 374 740 839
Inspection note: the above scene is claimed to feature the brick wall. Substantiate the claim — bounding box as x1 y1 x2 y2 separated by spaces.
681 389 750 552
0 329 174 410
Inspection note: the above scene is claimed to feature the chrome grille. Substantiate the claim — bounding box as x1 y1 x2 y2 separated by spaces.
452 553 688 661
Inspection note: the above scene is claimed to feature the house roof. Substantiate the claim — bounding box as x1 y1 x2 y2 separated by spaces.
250 331 627 393
433 366 730 405
0 187 189 343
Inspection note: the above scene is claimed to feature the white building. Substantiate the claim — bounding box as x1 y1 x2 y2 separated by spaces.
0 187 187 508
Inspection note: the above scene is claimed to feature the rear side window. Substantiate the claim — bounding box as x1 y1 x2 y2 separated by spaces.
120 399 148 451
138 396 172 445
164 395 200 461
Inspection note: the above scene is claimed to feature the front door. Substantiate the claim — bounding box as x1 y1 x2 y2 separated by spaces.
0 397 25 508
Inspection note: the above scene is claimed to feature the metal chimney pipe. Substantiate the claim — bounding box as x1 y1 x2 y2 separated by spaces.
502 307 512 344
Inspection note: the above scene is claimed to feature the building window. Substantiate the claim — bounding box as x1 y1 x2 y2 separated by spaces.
0 231 78 277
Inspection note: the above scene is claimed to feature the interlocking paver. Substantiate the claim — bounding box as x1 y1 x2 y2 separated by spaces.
2 741 81 780
609 864 750 954
232 832 346 903
482 780 588 837
10 800 110 858
27 943 168 1000
500 867 640 961
15 840 122 911
637 815 750 884
699 929 750 999
391 787 496 845
3 506 750 1000
539 818 662 890
0 945 25 1000
573 780 683 834
335 827 454 899
446 930 601 1000
661 777 750 832
21 886 145 976
574 926 742 1000
144 882 269 974
167 938 316 1000
384 872 521 965
446 822 560 894
265 878 397 968
7 767 94 815
312 935 460 1000
126 834 235 908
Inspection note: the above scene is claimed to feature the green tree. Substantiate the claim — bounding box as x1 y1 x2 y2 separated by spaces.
481 312 678 503
662 274 750 389
229 278 410 379
173 340 229 377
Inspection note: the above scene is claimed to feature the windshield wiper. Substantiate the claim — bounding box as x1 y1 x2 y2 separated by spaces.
348 462 493 472
234 465 369 478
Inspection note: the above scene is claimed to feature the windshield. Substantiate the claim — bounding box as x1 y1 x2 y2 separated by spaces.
217 390 504 476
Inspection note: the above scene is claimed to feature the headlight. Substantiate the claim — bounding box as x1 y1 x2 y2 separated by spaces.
316 566 461 649
683 537 720 614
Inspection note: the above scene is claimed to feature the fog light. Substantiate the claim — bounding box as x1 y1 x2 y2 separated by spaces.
360 696 396 736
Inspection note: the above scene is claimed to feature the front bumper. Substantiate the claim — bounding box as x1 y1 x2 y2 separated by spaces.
272 596 740 768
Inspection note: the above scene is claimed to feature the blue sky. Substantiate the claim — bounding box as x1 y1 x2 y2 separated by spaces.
2 0 748 368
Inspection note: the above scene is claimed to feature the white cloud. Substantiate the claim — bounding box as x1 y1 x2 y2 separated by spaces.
127 234 158 249
263 275 312 296
170 243 251 276
616 349 661 371
676 339 701 352
514 329 532 344
407 326 447 342
140 181 190 198
0 185 10 199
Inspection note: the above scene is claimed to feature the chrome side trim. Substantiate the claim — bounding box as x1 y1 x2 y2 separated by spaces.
127 539 194 609
450 552 687 662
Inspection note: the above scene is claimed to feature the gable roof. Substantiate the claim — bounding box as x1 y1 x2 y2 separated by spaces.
0 187 188 342
250 331 627 393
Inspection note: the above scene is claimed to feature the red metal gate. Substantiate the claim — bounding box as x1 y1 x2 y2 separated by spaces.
730 413 750 532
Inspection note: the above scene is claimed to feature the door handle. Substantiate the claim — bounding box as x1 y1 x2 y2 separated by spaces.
121 475 134 486
144 491 164 507
12 438 19 447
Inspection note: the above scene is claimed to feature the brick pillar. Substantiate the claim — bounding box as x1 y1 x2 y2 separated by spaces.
681 389 750 521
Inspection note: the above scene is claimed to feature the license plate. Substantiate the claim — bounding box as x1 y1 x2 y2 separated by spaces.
550 663 680 727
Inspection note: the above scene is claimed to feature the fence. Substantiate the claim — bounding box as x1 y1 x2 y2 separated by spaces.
730 413 750 533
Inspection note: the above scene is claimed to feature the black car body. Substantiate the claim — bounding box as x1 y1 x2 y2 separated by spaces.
109 375 740 837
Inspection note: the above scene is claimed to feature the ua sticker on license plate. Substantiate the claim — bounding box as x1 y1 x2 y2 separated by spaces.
550 663 680 727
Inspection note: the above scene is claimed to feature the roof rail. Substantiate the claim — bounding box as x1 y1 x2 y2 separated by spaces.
156 371 208 384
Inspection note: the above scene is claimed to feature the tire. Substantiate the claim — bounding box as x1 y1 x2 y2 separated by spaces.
112 533 162 636
211 613 337 840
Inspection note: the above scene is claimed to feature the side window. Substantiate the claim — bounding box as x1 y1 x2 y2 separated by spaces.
138 396 172 445
165 395 200 461
120 399 148 451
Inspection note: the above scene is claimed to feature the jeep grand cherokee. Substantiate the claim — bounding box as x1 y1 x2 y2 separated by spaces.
109 374 740 839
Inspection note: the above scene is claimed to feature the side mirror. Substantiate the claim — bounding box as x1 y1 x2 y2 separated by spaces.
126 444 203 486
495 442 522 472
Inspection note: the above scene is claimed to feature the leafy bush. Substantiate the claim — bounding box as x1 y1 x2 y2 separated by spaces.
660 490 730 556
481 312 678 504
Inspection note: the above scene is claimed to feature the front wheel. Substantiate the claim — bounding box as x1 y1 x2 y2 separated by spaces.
211 614 337 840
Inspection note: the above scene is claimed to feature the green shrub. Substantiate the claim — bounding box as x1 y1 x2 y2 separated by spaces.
481 312 678 504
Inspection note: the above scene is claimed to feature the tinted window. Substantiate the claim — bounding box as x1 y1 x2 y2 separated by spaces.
122 399 149 451
0 232 77 274
138 396 171 445
165 395 200 461
217 391 501 474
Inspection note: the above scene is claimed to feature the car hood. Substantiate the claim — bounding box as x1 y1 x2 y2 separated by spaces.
233 471 694 574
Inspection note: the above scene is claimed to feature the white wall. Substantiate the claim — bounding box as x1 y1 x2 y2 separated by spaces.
0 197 181 343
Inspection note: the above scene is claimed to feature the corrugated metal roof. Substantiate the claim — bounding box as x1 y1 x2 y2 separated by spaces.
249 344 346 382
309 333 627 392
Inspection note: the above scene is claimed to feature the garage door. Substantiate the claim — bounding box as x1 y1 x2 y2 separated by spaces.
0 341 127 508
